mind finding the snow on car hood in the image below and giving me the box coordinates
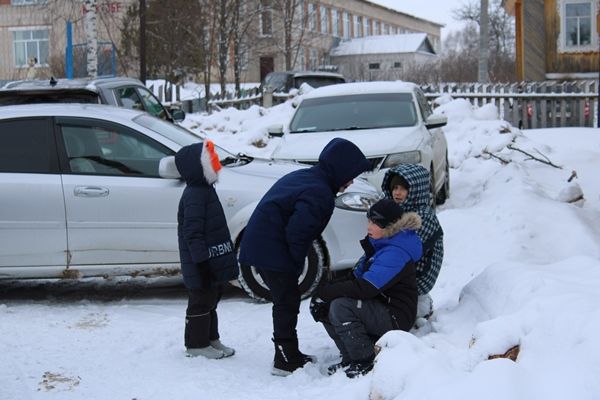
[271,126,424,162]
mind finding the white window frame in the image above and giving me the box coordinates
[354,15,361,38]
[557,0,598,53]
[11,0,47,5]
[343,11,350,39]
[11,26,50,67]
[331,9,339,37]
[364,17,370,36]
[320,6,328,34]
[308,3,317,31]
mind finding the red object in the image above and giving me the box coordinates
[526,103,533,118]
[584,101,590,119]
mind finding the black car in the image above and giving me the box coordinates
[0,76,185,123]
[261,70,346,93]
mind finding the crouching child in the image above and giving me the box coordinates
[312,199,422,378]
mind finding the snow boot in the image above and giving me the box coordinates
[210,339,235,357]
[344,355,375,379]
[185,346,225,359]
[272,338,317,376]
[326,360,351,376]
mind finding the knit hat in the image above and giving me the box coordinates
[389,174,410,192]
[367,199,404,229]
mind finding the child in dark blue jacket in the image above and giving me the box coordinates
[315,199,422,378]
[175,140,238,359]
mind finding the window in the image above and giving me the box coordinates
[332,9,339,37]
[289,93,418,133]
[559,0,597,52]
[260,0,273,36]
[369,63,380,70]
[364,17,370,36]
[343,12,350,39]
[309,48,318,69]
[11,0,47,5]
[308,3,316,31]
[12,27,49,67]
[137,88,167,120]
[0,118,56,173]
[115,87,144,111]
[393,61,402,69]
[354,15,362,37]
[374,20,380,35]
[383,22,389,35]
[58,120,172,177]
[320,6,328,34]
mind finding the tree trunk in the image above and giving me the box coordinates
[84,0,98,78]
[478,0,489,83]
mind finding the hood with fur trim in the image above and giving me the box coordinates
[380,211,422,238]
[174,141,221,186]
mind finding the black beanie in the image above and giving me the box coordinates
[389,174,410,192]
[367,199,404,228]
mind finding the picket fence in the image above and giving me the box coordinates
[150,80,599,129]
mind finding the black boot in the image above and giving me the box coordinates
[272,339,316,376]
[344,356,375,378]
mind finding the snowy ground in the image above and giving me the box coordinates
[1,92,600,400]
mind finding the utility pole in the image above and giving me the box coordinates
[84,0,98,78]
[140,0,147,83]
[478,0,489,83]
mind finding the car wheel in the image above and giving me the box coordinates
[435,155,450,205]
[236,239,326,302]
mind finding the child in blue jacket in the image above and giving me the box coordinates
[315,199,422,378]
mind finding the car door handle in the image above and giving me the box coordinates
[74,186,110,197]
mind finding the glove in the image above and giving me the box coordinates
[309,295,330,323]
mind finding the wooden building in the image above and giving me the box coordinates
[504,0,599,81]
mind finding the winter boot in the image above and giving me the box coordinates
[272,339,317,376]
[345,355,375,379]
[185,346,225,359]
[210,339,235,357]
[326,360,351,376]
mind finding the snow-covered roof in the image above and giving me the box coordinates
[330,33,436,56]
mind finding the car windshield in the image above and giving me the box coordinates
[293,76,344,89]
[264,73,289,88]
[133,114,199,147]
[133,114,249,165]
[289,93,418,133]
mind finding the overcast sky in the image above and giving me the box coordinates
[368,0,468,38]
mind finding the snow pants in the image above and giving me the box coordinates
[257,268,301,341]
[324,297,400,362]
[184,286,222,348]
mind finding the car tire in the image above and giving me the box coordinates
[236,239,326,302]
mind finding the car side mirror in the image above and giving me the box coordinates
[158,156,181,179]
[267,124,284,138]
[425,114,448,130]
[170,108,186,123]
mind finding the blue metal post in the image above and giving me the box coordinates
[65,20,73,79]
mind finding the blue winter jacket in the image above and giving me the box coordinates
[239,138,370,275]
[318,212,422,328]
[176,142,238,289]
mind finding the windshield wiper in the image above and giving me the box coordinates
[327,126,364,131]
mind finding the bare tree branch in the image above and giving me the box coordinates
[507,144,563,169]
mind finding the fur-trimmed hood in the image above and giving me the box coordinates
[381,211,422,238]
[174,141,221,186]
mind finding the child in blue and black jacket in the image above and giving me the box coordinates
[313,199,422,378]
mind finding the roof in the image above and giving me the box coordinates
[1,76,145,92]
[301,81,418,99]
[330,33,437,57]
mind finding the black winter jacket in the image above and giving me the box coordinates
[239,138,370,275]
[175,142,238,289]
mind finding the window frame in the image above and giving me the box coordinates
[11,26,50,67]
[558,0,598,53]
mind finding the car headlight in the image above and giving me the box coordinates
[335,192,382,212]
[381,151,421,168]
